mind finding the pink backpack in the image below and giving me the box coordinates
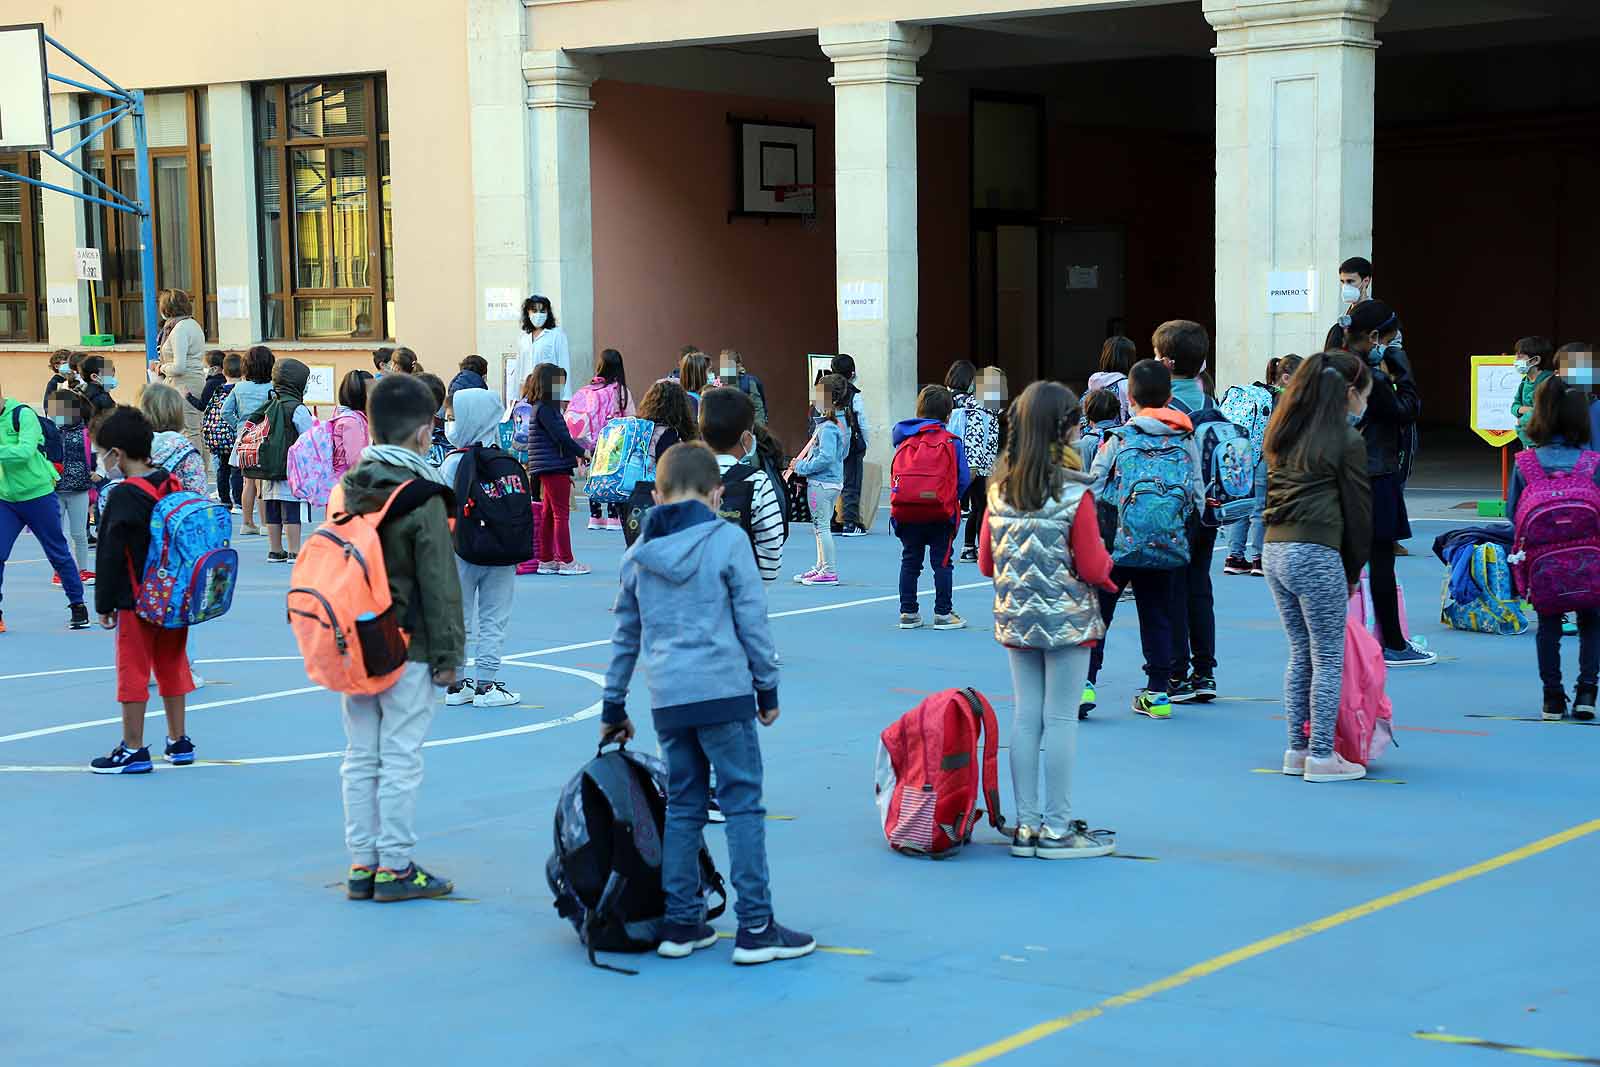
[287,411,370,506]
[1306,599,1395,764]
[564,379,627,451]
[1511,449,1600,614]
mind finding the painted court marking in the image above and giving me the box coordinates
[936,817,1600,1067]
[1250,768,1406,785]
[1413,1032,1600,1064]
[712,931,872,956]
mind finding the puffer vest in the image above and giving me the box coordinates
[987,474,1106,650]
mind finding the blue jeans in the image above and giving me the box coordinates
[897,520,957,615]
[0,492,85,607]
[1225,458,1268,561]
[659,718,772,929]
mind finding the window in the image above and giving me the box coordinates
[255,76,391,341]
[0,153,46,341]
[81,89,217,340]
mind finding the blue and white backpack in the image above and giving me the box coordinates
[1175,396,1256,528]
[1219,383,1274,470]
[585,417,663,504]
[128,477,238,628]
[1101,426,1195,568]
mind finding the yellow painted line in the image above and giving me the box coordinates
[1250,767,1407,785]
[936,817,1600,1067]
[1414,1032,1600,1064]
[766,815,796,821]
[714,931,871,956]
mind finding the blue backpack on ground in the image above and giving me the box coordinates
[1174,395,1255,527]
[586,417,661,505]
[128,478,238,628]
[12,404,64,465]
[1101,426,1194,568]
[1220,384,1274,470]
[1440,540,1531,636]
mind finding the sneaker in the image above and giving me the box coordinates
[90,742,153,775]
[80,570,96,586]
[1010,825,1038,858]
[959,546,978,563]
[1133,691,1172,719]
[241,523,261,536]
[1168,677,1198,704]
[266,550,289,563]
[933,612,966,630]
[51,572,61,586]
[800,570,839,586]
[1543,690,1568,722]
[1383,643,1437,667]
[1035,820,1116,859]
[445,680,476,706]
[1189,675,1217,703]
[829,521,844,535]
[557,562,592,576]
[707,792,726,824]
[899,613,924,630]
[373,862,453,902]
[69,602,90,630]
[537,562,559,575]
[607,517,624,532]
[347,864,376,901]
[1575,684,1597,722]
[1282,748,1308,776]
[587,517,603,531]
[792,568,820,584]
[163,735,195,765]
[1079,683,1096,720]
[1222,555,1251,575]
[189,668,205,690]
[1304,752,1367,783]
[473,681,520,708]
[1250,559,1266,578]
[657,922,719,958]
[839,523,867,538]
[0,611,6,635]
[732,920,816,965]
[1563,614,1579,637]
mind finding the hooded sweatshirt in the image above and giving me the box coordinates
[1088,408,1206,519]
[439,388,504,488]
[0,398,59,503]
[890,417,973,527]
[603,499,779,730]
[448,369,489,398]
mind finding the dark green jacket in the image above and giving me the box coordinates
[339,459,465,673]
[1264,427,1373,585]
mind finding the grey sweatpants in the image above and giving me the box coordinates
[1006,645,1091,832]
[340,661,439,870]
[59,490,90,571]
[1263,542,1346,759]
[456,559,515,683]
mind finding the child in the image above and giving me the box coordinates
[1087,359,1204,719]
[439,387,522,708]
[637,379,697,457]
[142,384,209,495]
[1222,356,1288,578]
[79,354,120,419]
[337,373,465,900]
[1512,336,1556,448]
[1507,376,1600,721]
[187,349,227,414]
[601,441,812,964]
[44,349,73,408]
[679,351,711,417]
[49,389,95,585]
[830,354,871,536]
[88,407,195,772]
[583,348,634,531]
[202,351,240,508]
[979,381,1118,856]
[1086,336,1136,423]
[259,358,315,563]
[414,371,449,465]
[788,373,851,586]
[222,346,274,534]
[699,386,785,582]
[525,362,589,575]
[891,384,971,629]
[1262,351,1374,781]
[1076,389,1122,470]
[1,387,90,634]
[947,362,1004,563]
[448,354,490,398]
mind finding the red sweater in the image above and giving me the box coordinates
[977,492,1118,593]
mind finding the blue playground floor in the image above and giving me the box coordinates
[3,501,1597,1067]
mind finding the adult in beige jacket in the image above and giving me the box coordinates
[158,289,208,453]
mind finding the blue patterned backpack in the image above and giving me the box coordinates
[1101,426,1195,568]
[128,477,239,628]
[1440,541,1531,636]
[1175,397,1256,527]
[585,417,662,505]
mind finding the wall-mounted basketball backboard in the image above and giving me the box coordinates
[0,23,52,151]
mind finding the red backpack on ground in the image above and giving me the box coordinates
[875,688,1006,858]
[890,426,962,525]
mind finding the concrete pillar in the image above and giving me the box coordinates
[522,49,597,386]
[1205,0,1390,390]
[42,93,89,347]
[207,83,261,346]
[820,21,931,469]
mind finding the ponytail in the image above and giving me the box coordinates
[1264,351,1371,470]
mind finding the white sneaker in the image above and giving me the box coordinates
[1282,749,1308,776]
[473,681,520,708]
[1304,752,1367,783]
[536,562,559,575]
[189,669,205,690]
[444,681,476,706]
[557,562,591,576]
[1035,821,1116,859]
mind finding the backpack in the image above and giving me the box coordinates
[1219,383,1274,470]
[621,481,656,548]
[715,462,767,553]
[564,380,625,451]
[287,480,452,695]
[1100,426,1195,568]
[287,412,369,506]
[202,382,237,454]
[875,688,1007,858]
[11,404,64,466]
[1441,541,1532,635]
[842,384,867,456]
[1306,605,1395,764]
[890,428,961,525]
[1511,450,1600,615]
[451,444,536,566]
[547,742,728,974]
[510,399,536,452]
[125,477,238,629]
[587,417,663,504]
[1175,397,1255,527]
[1085,370,1130,424]
[238,392,301,481]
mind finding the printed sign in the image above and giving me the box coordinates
[74,247,102,282]
[1266,270,1315,314]
[485,287,520,322]
[304,364,336,405]
[806,354,836,394]
[1068,265,1100,290]
[1470,354,1519,447]
[218,285,249,321]
[48,284,77,317]
[839,281,884,323]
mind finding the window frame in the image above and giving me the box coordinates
[0,152,45,342]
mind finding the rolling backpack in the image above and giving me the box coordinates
[1099,426,1195,568]
[547,741,728,974]
[202,382,237,455]
[875,688,1007,858]
[126,476,238,628]
[286,480,452,695]
[587,418,664,505]
[238,391,301,481]
[564,379,626,452]
[287,412,369,507]
[1219,383,1274,471]
[451,444,536,566]
[890,428,961,525]
[10,404,64,466]
[1510,450,1600,615]
[1174,396,1255,527]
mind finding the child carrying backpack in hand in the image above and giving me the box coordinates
[891,385,970,630]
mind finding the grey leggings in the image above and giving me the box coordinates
[1263,542,1347,759]
[59,491,91,571]
[1005,645,1090,833]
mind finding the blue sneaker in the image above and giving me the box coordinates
[1383,643,1437,668]
[91,742,152,775]
[657,922,719,958]
[732,921,816,965]
[164,735,195,765]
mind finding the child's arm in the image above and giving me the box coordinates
[1088,433,1118,497]
[0,406,42,464]
[94,496,134,619]
[1070,491,1118,592]
[953,436,973,503]
[749,471,786,580]
[792,423,842,477]
[726,538,780,712]
[602,566,642,725]
[412,498,467,674]
[1336,435,1374,586]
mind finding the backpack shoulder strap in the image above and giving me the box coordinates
[360,478,454,529]
[1514,448,1546,485]
[722,462,757,487]
[963,688,1007,834]
[451,447,477,516]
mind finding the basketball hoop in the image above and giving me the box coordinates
[775,183,819,232]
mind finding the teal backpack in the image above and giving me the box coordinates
[1101,426,1195,569]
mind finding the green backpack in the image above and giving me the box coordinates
[238,391,302,482]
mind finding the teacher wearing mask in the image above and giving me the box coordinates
[513,294,571,402]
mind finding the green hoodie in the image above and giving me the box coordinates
[338,457,465,673]
[1514,370,1553,447]
[0,398,60,503]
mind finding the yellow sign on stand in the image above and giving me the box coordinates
[1469,354,1520,448]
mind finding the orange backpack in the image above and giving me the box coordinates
[287,479,450,695]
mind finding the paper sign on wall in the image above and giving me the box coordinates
[304,364,336,405]
[48,285,77,318]
[74,247,102,282]
[1068,265,1100,290]
[1470,354,1520,446]
[485,287,520,322]
[218,285,249,320]
[1267,270,1316,313]
[839,281,884,322]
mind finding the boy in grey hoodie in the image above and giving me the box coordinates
[602,442,814,966]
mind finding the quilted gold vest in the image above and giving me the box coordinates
[987,474,1106,650]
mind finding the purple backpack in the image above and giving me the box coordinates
[1512,449,1600,614]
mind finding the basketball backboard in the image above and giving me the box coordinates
[0,24,51,151]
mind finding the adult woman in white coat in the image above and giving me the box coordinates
[513,293,571,401]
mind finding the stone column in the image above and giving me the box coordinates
[207,83,261,346]
[1205,0,1390,389]
[522,49,597,385]
[820,22,932,469]
[42,93,89,347]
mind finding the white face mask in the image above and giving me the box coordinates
[99,450,123,481]
[1340,283,1361,304]
[531,312,548,328]
[1515,358,1534,375]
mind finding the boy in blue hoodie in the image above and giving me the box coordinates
[891,385,971,630]
[602,442,814,965]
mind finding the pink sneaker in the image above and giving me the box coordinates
[1304,752,1366,783]
[792,568,820,584]
[801,570,839,586]
[606,517,624,532]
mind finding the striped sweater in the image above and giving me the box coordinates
[716,453,785,583]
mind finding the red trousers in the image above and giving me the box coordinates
[539,473,574,564]
[116,610,194,702]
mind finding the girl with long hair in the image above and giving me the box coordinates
[523,362,588,575]
[582,348,635,531]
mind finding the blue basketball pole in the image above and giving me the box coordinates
[130,89,159,364]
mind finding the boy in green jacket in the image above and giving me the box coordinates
[1513,337,1555,448]
[0,391,89,634]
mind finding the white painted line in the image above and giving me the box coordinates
[0,686,322,744]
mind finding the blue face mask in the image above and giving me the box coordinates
[99,375,119,390]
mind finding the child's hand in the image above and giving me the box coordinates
[432,667,456,688]
[98,614,116,630]
[757,706,780,727]
[601,719,635,744]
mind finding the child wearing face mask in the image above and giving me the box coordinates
[49,389,96,586]
[0,386,91,634]
[700,386,785,583]
[79,355,120,419]
[44,349,74,409]
[1512,337,1556,448]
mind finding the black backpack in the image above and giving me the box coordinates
[450,444,536,566]
[547,742,727,974]
[12,404,64,465]
[621,480,655,548]
[842,383,867,457]
[718,462,760,551]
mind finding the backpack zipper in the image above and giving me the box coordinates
[287,587,347,654]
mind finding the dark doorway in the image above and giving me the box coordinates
[1043,223,1126,390]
